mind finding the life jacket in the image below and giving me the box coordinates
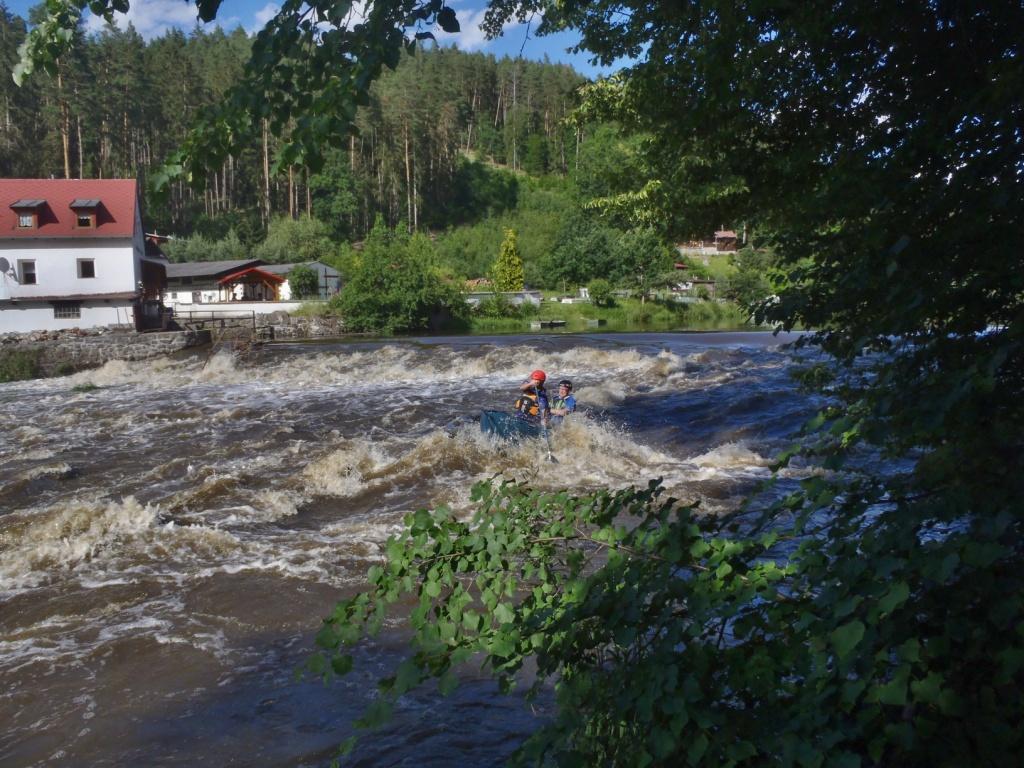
[514,389,546,418]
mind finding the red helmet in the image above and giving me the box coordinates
[530,369,546,382]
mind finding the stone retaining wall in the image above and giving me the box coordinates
[0,328,212,377]
[1,314,348,380]
[209,314,347,341]
[261,314,346,339]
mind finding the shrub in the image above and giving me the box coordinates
[332,222,468,333]
[588,278,614,307]
[0,350,42,382]
[288,264,320,299]
[475,294,527,319]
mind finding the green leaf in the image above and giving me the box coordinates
[493,602,515,625]
[910,672,943,705]
[195,0,224,23]
[878,581,910,615]
[438,670,459,696]
[337,735,358,757]
[830,620,865,660]
[331,654,354,676]
[356,699,392,730]
[962,542,1007,568]
[423,578,442,598]
[833,752,861,768]
[687,732,708,765]
[436,6,460,33]
[394,659,422,694]
[873,666,910,707]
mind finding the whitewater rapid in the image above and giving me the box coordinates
[0,331,817,766]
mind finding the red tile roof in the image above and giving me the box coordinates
[1,179,138,239]
[217,266,286,285]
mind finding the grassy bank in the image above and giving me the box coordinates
[469,297,753,334]
[290,295,754,335]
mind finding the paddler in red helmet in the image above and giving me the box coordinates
[514,369,550,425]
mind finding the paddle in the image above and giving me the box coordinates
[541,422,557,463]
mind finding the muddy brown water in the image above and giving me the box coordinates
[0,331,821,766]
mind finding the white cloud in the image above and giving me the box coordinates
[80,0,530,53]
[83,0,206,38]
[435,6,529,51]
[445,7,488,50]
[247,3,279,34]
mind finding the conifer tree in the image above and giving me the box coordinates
[491,227,524,291]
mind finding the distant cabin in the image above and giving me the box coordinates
[714,229,738,252]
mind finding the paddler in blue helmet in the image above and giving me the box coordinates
[549,379,576,422]
[514,369,550,424]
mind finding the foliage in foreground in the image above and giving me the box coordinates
[314,442,1023,765]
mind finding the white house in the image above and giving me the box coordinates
[0,179,167,333]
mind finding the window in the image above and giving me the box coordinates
[53,302,81,319]
[17,213,34,228]
[78,259,96,279]
[76,214,93,228]
[18,260,36,285]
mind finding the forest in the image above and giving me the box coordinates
[0,5,583,235]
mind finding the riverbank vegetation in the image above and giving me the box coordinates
[0,350,41,383]
[20,0,1022,765]
[469,295,748,334]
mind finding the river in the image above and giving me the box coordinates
[0,331,821,766]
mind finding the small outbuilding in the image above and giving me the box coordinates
[217,266,286,302]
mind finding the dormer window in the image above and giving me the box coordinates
[70,199,100,229]
[10,199,44,229]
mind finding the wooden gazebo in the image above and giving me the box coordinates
[217,266,286,302]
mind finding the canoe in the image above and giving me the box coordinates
[480,410,543,441]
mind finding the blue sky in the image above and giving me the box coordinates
[6,0,619,79]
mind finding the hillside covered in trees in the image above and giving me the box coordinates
[1,8,582,237]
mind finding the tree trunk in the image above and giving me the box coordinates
[76,114,84,178]
[404,122,412,230]
[262,119,271,226]
[57,69,71,179]
[288,165,295,219]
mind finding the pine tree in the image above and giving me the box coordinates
[492,227,524,291]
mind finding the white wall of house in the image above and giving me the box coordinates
[170,301,305,319]
[1,239,140,299]
[0,301,134,333]
[464,291,542,308]
[164,287,222,306]
[164,283,297,307]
